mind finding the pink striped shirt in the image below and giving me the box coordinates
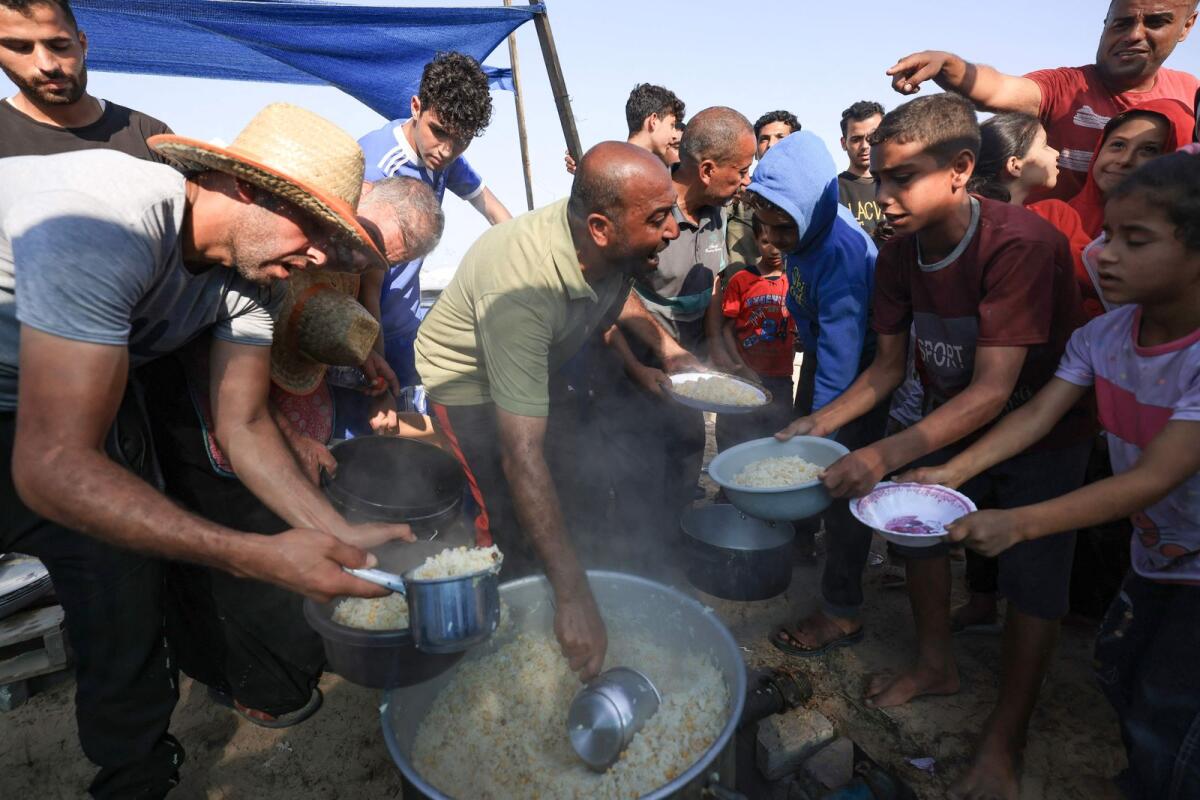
[1056,305,1200,584]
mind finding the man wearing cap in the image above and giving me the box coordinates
[0,103,409,797]
[416,141,699,681]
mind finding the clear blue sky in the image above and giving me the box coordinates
[7,0,1198,286]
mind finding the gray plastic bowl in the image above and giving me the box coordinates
[707,436,851,521]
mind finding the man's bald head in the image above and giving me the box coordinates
[568,141,679,278]
[678,106,755,166]
[569,141,671,221]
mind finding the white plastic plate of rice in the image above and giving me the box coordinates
[733,455,823,488]
[664,371,770,414]
[407,545,502,581]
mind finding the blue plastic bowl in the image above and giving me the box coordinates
[707,436,850,521]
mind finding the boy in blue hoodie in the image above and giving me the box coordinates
[742,131,889,653]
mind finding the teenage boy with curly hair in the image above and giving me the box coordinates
[356,52,512,400]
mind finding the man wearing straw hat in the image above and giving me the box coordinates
[138,180,445,730]
[0,103,413,797]
[416,141,700,681]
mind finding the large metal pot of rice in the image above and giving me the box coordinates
[381,571,747,799]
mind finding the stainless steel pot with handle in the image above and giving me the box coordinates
[381,571,747,799]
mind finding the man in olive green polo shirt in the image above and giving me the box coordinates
[415,142,698,680]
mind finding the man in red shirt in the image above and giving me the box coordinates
[887,0,1198,201]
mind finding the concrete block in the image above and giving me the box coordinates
[0,680,29,712]
[803,736,855,790]
[756,707,836,781]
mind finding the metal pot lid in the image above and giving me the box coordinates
[0,554,50,598]
[681,505,794,551]
[324,437,465,516]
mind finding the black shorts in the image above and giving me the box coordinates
[893,441,1091,620]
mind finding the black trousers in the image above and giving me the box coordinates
[793,349,893,617]
[139,355,324,716]
[1,406,184,800]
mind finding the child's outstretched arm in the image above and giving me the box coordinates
[720,317,756,381]
[897,376,1090,489]
[821,344,1027,498]
[777,330,908,440]
[706,275,740,372]
[947,420,1200,557]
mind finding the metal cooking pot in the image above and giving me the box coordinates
[381,572,747,799]
[682,505,794,601]
[322,437,464,531]
[302,597,463,689]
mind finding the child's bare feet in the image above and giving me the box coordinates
[948,733,1020,800]
[951,592,999,632]
[864,660,959,708]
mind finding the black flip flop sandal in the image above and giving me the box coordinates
[769,624,865,657]
[208,685,323,729]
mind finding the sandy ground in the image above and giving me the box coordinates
[0,414,1125,799]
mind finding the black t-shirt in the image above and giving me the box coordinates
[837,170,882,237]
[0,98,172,161]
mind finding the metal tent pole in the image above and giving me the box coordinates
[528,0,582,161]
[504,0,535,210]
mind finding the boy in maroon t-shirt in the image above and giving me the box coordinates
[715,217,796,452]
[776,93,1092,799]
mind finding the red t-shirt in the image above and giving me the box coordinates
[722,268,795,378]
[1025,64,1199,202]
[1027,198,1104,320]
[872,197,1092,448]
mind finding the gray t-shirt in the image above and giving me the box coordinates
[633,202,726,353]
[0,150,282,411]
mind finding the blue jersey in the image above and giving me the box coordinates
[358,118,484,341]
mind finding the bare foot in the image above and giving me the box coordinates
[952,592,998,631]
[776,610,860,650]
[949,737,1020,800]
[864,662,959,708]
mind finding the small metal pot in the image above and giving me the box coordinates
[682,505,794,601]
[568,667,662,771]
[403,568,501,654]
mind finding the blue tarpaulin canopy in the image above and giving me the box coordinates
[73,0,543,120]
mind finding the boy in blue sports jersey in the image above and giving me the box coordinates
[355,52,512,417]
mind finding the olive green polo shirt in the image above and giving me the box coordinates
[415,199,631,416]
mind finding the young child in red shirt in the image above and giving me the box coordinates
[715,217,796,452]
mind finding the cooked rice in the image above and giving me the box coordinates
[412,626,727,799]
[734,455,822,487]
[410,545,502,580]
[672,375,762,407]
[331,593,409,630]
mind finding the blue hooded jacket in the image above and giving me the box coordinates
[747,132,877,412]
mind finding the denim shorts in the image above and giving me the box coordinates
[893,441,1091,620]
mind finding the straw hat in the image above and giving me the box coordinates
[270,270,380,395]
[149,103,385,268]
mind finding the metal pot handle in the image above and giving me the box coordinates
[701,772,749,800]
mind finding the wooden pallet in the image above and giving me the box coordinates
[0,604,70,711]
